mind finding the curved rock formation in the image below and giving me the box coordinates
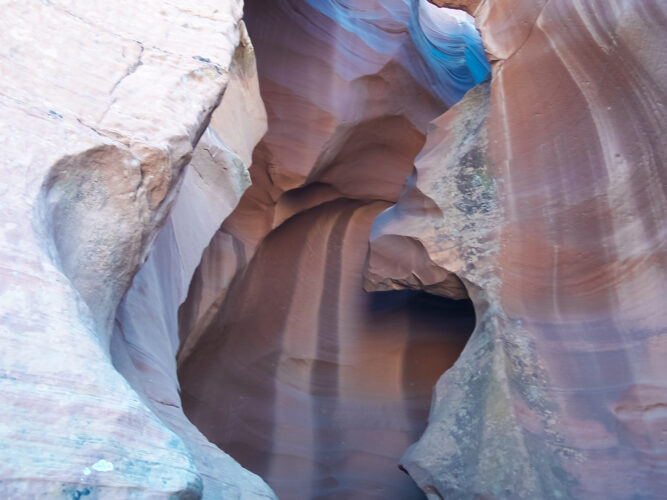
[177,0,486,498]
[4,0,662,499]
[111,22,275,499]
[0,1,272,497]
[367,1,667,499]
[180,196,475,499]
[179,0,488,358]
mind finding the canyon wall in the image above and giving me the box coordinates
[180,197,475,499]
[177,1,487,498]
[111,22,275,499]
[0,1,272,497]
[368,1,667,498]
[178,0,490,355]
[2,0,666,499]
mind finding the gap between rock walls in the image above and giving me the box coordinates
[169,1,489,499]
[5,0,665,499]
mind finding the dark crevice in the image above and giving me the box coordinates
[178,197,475,499]
[175,1,488,498]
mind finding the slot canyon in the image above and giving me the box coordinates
[176,1,482,497]
[1,1,666,500]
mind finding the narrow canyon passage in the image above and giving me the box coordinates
[179,193,474,499]
[3,1,666,499]
[175,1,485,497]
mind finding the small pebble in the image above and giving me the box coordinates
[91,459,114,472]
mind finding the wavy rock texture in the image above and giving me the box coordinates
[178,1,487,498]
[111,24,274,499]
[0,1,271,497]
[181,196,475,499]
[179,0,489,361]
[367,1,667,499]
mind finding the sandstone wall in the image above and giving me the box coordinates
[369,1,667,498]
[0,1,272,497]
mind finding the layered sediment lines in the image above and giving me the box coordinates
[180,196,474,499]
[110,23,275,498]
[179,0,488,358]
[0,1,275,497]
[177,1,487,498]
[367,1,667,499]
[4,0,661,499]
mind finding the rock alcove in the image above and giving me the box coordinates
[173,1,487,498]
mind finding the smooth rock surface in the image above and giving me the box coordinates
[367,1,667,499]
[5,0,661,499]
[180,195,475,499]
[179,0,488,360]
[0,1,271,497]
[112,23,274,499]
[177,1,487,498]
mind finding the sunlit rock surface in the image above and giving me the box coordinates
[112,24,274,499]
[178,0,486,498]
[0,1,272,497]
[4,0,662,499]
[180,0,488,355]
[367,1,667,499]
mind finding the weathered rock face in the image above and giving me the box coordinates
[177,1,486,498]
[180,196,475,499]
[0,1,272,497]
[179,0,489,360]
[367,1,667,499]
[5,0,663,499]
[111,22,275,499]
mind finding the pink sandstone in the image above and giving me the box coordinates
[367,1,667,498]
[0,1,272,497]
[2,0,666,499]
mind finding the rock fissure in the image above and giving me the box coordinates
[109,43,145,97]
[174,2,487,498]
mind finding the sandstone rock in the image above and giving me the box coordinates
[5,0,661,499]
[0,1,271,497]
[365,82,494,301]
[111,22,274,499]
[179,0,490,361]
[367,1,667,498]
[428,0,481,15]
[180,195,475,499]
[177,1,488,498]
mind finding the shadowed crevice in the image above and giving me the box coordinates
[178,198,475,499]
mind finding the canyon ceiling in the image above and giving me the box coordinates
[0,0,666,499]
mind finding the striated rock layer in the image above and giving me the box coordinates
[178,0,487,498]
[111,23,275,499]
[367,1,667,499]
[0,1,272,497]
[180,196,474,499]
[179,0,488,358]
